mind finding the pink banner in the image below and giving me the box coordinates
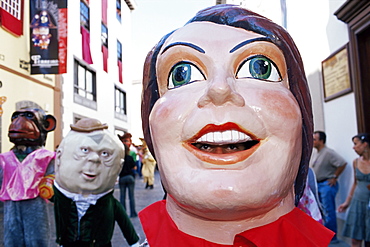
[118,60,123,83]
[81,26,93,64]
[102,45,108,72]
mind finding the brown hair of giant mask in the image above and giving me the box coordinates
[141,4,313,205]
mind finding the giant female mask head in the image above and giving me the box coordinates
[141,4,313,220]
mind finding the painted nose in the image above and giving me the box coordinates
[87,152,101,165]
[197,76,245,107]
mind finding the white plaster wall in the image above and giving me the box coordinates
[285,0,357,218]
[0,71,56,152]
[60,0,83,136]
[61,1,133,138]
[236,0,283,26]
[116,2,135,135]
[129,0,216,144]
[324,93,357,219]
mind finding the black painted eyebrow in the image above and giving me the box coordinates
[161,42,205,55]
[230,37,273,53]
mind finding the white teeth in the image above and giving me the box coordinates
[196,130,252,144]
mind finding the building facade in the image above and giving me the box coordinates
[0,0,59,152]
[60,0,137,140]
[0,0,137,152]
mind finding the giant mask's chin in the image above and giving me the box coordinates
[183,122,261,165]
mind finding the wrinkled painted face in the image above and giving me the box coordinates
[55,131,124,195]
[149,22,302,219]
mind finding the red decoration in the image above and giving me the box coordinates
[81,25,93,64]
[0,8,23,36]
[118,60,123,83]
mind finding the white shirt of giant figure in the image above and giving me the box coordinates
[55,120,124,196]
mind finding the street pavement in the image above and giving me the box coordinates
[112,171,164,247]
[0,170,351,246]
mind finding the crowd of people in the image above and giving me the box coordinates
[310,131,370,247]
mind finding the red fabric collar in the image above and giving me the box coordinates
[139,200,334,247]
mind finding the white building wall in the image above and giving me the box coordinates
[61,1,135,139]
[129,0,216,145]
[285,0,357,221]
[116,1,135,135]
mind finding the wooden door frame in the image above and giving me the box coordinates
[335,1,370,133]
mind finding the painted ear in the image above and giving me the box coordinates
[44,115,57,132]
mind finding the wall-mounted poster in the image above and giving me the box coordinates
[321,44,352,102]
[30,0,68,74]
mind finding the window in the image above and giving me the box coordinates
[115,86,126,115]
[80,0,89,30]
[1,0,21,19]
[116,0,121,22]
[101,23,108,47]
[74,59,96,102]
[0,0,23,36]
[117,40,122,61]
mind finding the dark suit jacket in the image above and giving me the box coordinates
[53,186,139,247]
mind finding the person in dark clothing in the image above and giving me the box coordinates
[119,144,138,217]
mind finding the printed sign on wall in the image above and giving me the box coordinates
[30,0,67,74]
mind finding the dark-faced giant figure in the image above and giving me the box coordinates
[139,4,334,247]
[0,108,56,247]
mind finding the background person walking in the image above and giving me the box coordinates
[338,133,370,247]
[119,144,138,218]
[140,140,156,189]
[311,131,347,242]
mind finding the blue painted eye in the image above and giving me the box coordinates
[236,56,281,81]
[101,151,110,157]
[168,62,204,89]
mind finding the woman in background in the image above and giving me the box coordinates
[338,133,370,247]
[119,144,138,217]
[141,145,156,190]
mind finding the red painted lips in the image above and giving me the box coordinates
[183,122,261,165]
